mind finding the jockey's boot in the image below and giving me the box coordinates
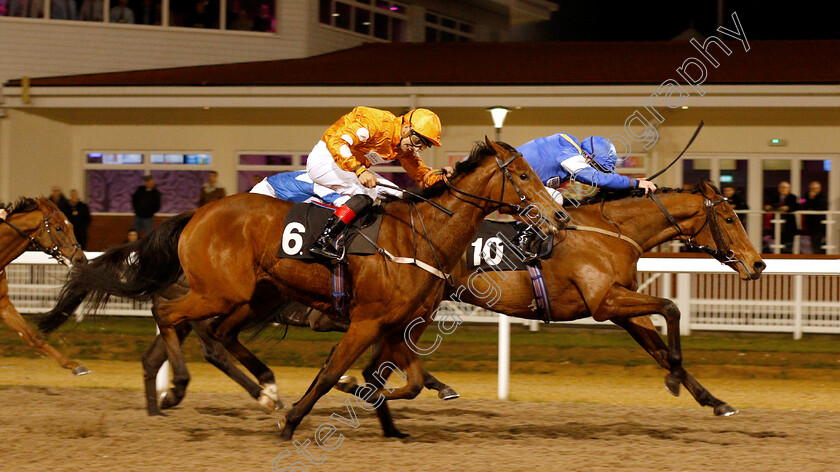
[514,222,539,263]
[310,194,373,260]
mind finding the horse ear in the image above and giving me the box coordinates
[485,135,505,156]
[699,178,718,198]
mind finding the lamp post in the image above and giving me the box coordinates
[488,107,512,400]
[487,106,510,142]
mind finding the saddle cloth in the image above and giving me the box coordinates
[277,202,385,260]
[466,220,555,272]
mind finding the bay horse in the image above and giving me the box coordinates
[41,138,557,440]
[1,198,89,375]
[342,179,765,437]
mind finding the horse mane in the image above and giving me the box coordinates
[4,197,39,215]
[405,140,514,201]
[576,182,713,206]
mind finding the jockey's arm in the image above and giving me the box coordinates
[323,117,373,176]
[560,155,638,190]
[398,153,444,188]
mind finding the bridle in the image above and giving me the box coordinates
[1,207,81,266]
[444,151,532,215]
[648,191,748,272]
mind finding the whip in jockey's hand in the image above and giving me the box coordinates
[303,106,444,260]
[636,177,657,194]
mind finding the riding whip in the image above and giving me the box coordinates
[647,120,704,181]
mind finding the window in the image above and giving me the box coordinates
[424,10,474,42]
[84,151,214,213]
[236,152,307,193]
[319,0,408,41]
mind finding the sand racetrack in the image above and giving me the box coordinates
[2,359,840,472]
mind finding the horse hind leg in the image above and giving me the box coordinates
[191,319,262,401]
[612,316,737,416]
[0,295,89,375]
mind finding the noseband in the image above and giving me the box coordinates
[648,192,744,268]
[1,209,81,265]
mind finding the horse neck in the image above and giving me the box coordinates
[603,192,707,251]
[408,171,494,271]
[0,212,41,266]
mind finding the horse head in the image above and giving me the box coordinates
[678,179,765,280]
[26,198,87,267]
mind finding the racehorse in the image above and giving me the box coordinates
[1,198,89,375]
[343,179,765,437]
[39,138,557,440]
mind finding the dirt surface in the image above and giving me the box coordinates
[2,359,840,472]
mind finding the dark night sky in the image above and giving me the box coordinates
[525,1,836,41]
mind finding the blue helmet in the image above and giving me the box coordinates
[581,136,618,173]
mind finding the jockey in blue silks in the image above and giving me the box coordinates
[250,171,346,206]
[514,133,657,260]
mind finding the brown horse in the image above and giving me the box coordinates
[1,198,89,375]
[341,179,765,436]
[42,139,557,439]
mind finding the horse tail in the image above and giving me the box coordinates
[38,211,195,334]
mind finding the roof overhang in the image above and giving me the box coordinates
[2,84,840,109]
[489,0,558,23]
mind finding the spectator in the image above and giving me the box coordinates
[49,186,71,214]
[66,189,92,250]
[78,0,102,20]
[8,0,43,17]
[51,0,77,19]
[225,0,250,30]
[721,183,748,225]
[132,175,161,237]
[185,0,211,28]
[764,181,799,253]
[125,228,140,243]
[252,3,274,32]
[136,0,158,25]
[803,181,827,254]
[109,0,134,23]
[198,171,226,207]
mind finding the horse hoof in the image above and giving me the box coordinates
[385,429,409,439]
[664,374,681,397]
[259,394,284,413]
[72,366,91,376]
[438,387,460,401]
[714,403,739,417]
[148,410,167,417]
[334,375,358,394]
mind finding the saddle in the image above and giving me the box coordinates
[277,202,385,260]
[466,220,555,272]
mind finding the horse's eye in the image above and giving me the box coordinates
[725,217,735,224]
[519,173,529,181]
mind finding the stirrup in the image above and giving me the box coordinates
[311,238,344,260]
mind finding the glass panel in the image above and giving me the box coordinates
[238,154,294,165]
[135,0,163,25]
[441,17,455,29]
[376,172,416,191]
[440,30,455,42]
[762,159,793,253]
[334,1,350,29]
[238,171,274,193]
[150,170,212,212]
[226,0,252,30]
[801,160,829,254]
[150,153,210,164]
[318,0,330,25]
[8,0,44,17]
[86,170,145,212]
[251,0,274,31]
[719,159,750,233]
[109,0,136,24]
[170,0,219,28]
[425,26,437,42]
[89,153,143,164]
[459,23,472,34]
[77,0,105,21]
[354,7,370,34]
[373,12,388,39]
[391,3,405,14]
[681,158,710,191]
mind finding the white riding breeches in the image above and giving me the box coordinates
[306,141,404,202]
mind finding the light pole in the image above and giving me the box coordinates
[487,106,510,142]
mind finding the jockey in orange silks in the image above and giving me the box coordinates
[305,106,452,259]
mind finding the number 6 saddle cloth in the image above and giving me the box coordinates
[277,202,385,260]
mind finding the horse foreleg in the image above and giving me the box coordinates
[422,369,459,400]
[279,318,381,441]
[594,284,685,396]
[147,323,192,412]
[612,316,738,416]
[207,306,282,413]
[0,292,89,376]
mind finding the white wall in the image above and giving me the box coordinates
[0,17,306,85]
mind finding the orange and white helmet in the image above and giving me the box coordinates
[404,109,442,147]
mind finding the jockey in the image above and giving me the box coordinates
[306,106,452,259]
[514,133,657,260]
[251,171,345,206]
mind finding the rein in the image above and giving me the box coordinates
[443,154,530,215]
[1,209,80,265]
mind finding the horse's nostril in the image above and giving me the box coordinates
[754,261,766,271]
